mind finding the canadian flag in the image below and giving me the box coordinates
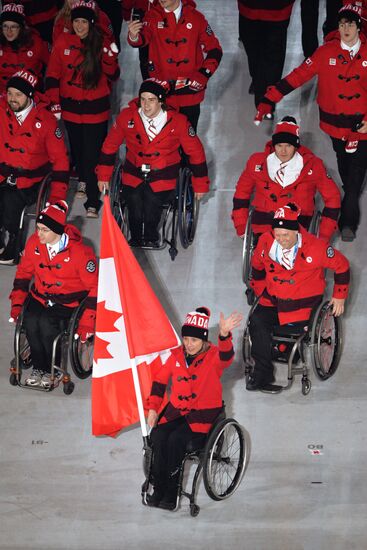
[92,195,180,437]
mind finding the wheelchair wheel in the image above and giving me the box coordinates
[309,210,321,237]
[242,210,255,285]
[203,418,246,501]
[35,173,52,215]
[13,303,33,371]
[68,302,94,379]
[109,162,129,233]
[177,167,199,249]
[311,301,342,380]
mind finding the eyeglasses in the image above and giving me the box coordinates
[338,21,357,28]
[2,24,20,31]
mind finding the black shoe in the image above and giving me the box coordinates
[143,240,160,249]
[341,227,356,242]
[146,491,164,507]
[128,238,143,248]
[246,376,261,391]
[0,233,17,265]
[158,499,177,511]
[248,81,254,95]
[260,383,283,394]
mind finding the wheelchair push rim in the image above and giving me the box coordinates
[68,301,94,379]
[203,418,246,501]
[178,167,199,249]
[242,209,255,286]
[311,301,343,380]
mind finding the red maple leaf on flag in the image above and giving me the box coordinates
[96,300,122,332]
[94,301,123,364]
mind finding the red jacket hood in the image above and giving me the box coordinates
[64,224,82,244]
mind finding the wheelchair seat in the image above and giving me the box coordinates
[9,297,94,395]
[242,299,343,395]
[141,405,248,517]
[109,161,199,261]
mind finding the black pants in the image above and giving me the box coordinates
[23,296,74,374]
[150,416,206,497]
[123,182,175,242]
[301,0,319,58]
[0,182,40,234]
[65,121,107,211]
[331,137,367,232]
[249,304,307,384]
[324,0,343,35]
[96,0,123,50]
[179,104,201,132]
[239,15,289,107]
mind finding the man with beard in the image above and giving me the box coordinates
[0,70,69,264]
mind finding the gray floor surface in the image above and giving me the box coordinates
[1,1,366,549]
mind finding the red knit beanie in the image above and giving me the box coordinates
[272,116,300,148]
[272,203,300,231]
[181,307,211,341]
[37,201,69,235]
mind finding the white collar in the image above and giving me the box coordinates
[14,100,33,123]
[164,1,182,21]
[340,38,361,54]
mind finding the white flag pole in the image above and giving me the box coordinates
[129,356,148,437]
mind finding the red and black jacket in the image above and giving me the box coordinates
[263,33,367,141]
[127,0,222,108]
[147,335,235,434]
[237,0,295,22]
[0,29,49,93]
[232,142,341,241]
[45,32,120,124]
[97,99,209,193]
[0,94,69,201]
[10,224,98,316]
[251,227,350,325]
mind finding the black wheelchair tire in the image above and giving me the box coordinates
[202,418,246,501]
[311,301,343,380]
[68,302,94,379]
[178,167,199,249]
[242,210,255,286]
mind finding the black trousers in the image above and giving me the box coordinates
[249,304,307,384]
[65,120,107,211]
[0,182,40,234]
[331,137,367,232]
[179,104,201,132]
[123,183,175,242]
[239,15,289,107]
[301,0,319,58]
[23,296,74,374]
[324,0,343,35]
[150,416,206,497]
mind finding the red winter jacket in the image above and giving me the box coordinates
[97,99,209,193]
[237,0,295,22]
[45,33,120,124]
[263,33,367,141]
[52,8,115,44]
[232,143,341,241]
[250,227,350,325]
[127,0,222,108]
[0,95,69,201]
[10,224,98,324]
[0,29,49,93]
[147,335,235,434]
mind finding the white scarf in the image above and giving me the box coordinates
[267,151,304,188]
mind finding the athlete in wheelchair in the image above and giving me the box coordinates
[142,307,245,514]
[9,201,97,393]
[243,203,350,394]
[231,116,341,294]
[0,70,69,264]
[96,78,209,251]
